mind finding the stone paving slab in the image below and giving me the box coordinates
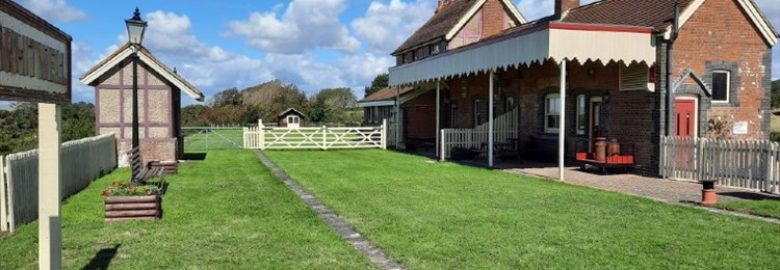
[255,150,406,270]
[503,165,780,205]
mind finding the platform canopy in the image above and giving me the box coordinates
[390,22,657,87]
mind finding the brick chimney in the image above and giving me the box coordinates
[436,0,453,13]
[555,0,580,18]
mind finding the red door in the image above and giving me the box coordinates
[675,99,696,137]
[675,99,697,174]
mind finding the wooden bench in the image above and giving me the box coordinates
[128,147,165,184]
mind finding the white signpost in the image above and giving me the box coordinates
[0,1,72,269]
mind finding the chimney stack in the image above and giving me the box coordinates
[555,0,580,18]
[436,0,453,13]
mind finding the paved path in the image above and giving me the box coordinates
[255,150,406,270]
[502,164,780,205]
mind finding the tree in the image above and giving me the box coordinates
[61,102,95,142]
[364,73,389,97]
[309,88,359,123]
[210,87,242,107]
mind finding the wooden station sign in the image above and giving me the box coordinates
[0,0,72,104]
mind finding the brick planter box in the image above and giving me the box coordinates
[104,195,162,223]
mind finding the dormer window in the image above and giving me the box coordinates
[432,44,441,55]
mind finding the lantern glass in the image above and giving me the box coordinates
[125,9,147,45]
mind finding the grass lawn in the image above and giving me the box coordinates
[771,114,780,132]
[183,128,244,152]
[0,150,371,269]
[266,150,780,270]
[716,198,780,219]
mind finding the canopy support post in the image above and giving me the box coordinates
[489,70,495,168]
[559,60,567,181]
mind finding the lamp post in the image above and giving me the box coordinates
[126,8,147,183]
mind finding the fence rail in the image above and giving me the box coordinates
[440,108,519,159]
[0,133,117,232]
[661,136,780,194]
[244,120,386,150]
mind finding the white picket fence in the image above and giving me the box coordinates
[244,120,387,150]
[0,134,117,232]
[661,136,780,194]
[440,108,519,159]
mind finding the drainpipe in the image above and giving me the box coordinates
[665,1,680,136]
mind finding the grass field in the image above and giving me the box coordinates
[182,128,244,152]
[716,199,780,219]
[0,150,370,269]
[266,150,780,270]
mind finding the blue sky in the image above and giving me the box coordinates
[12,0,780,105]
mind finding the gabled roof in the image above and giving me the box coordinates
[80,43,205,101]
[361,87,416,102]
[562,0,696,30]
[277,108,305,118]
[563,0,777,45]
[393,0,525,55]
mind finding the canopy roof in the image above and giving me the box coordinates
[390,21,656,86]
[80,43,204,101]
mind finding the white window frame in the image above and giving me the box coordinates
[544,93,560,134]
[287,115,300,125]
[575,94,586,135]
[474,99,482,126]
[711,70,731,104]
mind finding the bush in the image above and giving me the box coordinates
[770,132,780,143]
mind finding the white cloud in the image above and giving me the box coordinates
[18,0,87,22]
[227,0,360,54]
[351,0,434,52]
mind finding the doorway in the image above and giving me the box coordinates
[674,98,697,138]
[588,97,603,151]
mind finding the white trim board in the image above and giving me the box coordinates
[80,45,204,101]
[445,0,527,41]
[665,0,777,46]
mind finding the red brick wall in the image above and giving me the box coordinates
[438,60,658,169]
[673,0,772,139]
[481,0,507,38]
[403,91,437,140]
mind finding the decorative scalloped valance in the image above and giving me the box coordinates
[390,23,657,87]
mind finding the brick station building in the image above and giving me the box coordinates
[80,43,204,166]
[376,0,778,175]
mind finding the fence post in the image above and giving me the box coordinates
[0,155,6,232]
[381,119,387,150]
[765,142,774,193]
[322,125,328,150]
[440,129,446,162]
[258,119,265,150]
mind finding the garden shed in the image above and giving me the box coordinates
[277,108,306,128]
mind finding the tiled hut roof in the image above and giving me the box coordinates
[361,87,416,102]
[562,0,696,31]
[392,0,480,55]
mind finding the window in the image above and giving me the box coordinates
[505,97,515,112]
[712,71,730,103]
[576,95,586,135]
[544,94,561,133]
[287,115,300,124]
[474,99,482,126]
[431,43,441,55]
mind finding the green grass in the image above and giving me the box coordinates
[771,114,780,132]
[266,150,780,270]
[183,128,243,152]
[0,150,371,269]
[716,199,780,219]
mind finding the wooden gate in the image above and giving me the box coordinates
[244,120,386,150]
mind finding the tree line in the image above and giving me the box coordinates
[182,74,389,127]
[0,102,95,155]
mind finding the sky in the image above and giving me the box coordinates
[11,0,780,105]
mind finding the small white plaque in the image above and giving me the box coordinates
[733,121,748,135]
